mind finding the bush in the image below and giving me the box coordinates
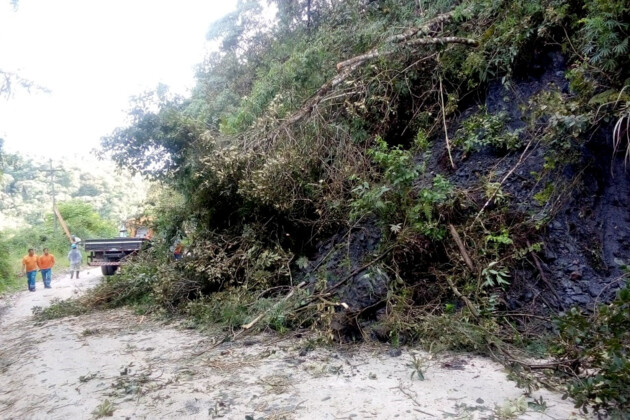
[553,286,630,416]
[0,236,18,293]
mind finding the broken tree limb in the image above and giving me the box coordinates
[407,36,478,48]
[277,35,477,132]
[445,276,479,319]
[448,224,474,272]
[336,10,462,71]
[293,246,396,312]
[336,36,477,72]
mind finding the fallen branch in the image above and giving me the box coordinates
[396,384,437,417]
[336,10,462,71]
[448,224,474,272]
[445,276,479,319]
[324,246,397,297]
[192,281,307,355]
[271,12,477,136]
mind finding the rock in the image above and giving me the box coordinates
[570,294,590,305]
[588,283,604,298]
[543,248,557,261]
[388,348,402,357]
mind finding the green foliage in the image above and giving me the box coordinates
[481,261,511,289]
[92,399,115,418]
[348,137,454,240]
[368,136,418,189]
[187,291,252,329]
[409,175,453,240]
[100,86,206,180]
[54,200,117,239]
[350,136,420,221]
[0,234,19,294]
[579,0,629,75]
[533,183,555,205]
[32,297,89,320]
[553,286,630,416]
[455,107,521,154]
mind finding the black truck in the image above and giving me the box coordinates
[84,237,148,275]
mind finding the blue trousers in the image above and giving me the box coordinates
[40,268,52,288]
[26,270,37,291]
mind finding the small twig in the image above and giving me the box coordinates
[439,76,456,169]
[294,246,396,312]
[396,384,437,417]
[323,246,396,295]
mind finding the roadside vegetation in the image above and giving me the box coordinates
[0,200,118,293]
[0,141,149,293]
[34,0,630,416]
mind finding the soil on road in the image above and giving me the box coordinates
[0,270,589,419]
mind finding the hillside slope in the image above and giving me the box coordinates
[91,0,630,415]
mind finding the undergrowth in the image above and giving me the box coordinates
[553,285,630,417]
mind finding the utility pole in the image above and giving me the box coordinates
[42,159,63,232]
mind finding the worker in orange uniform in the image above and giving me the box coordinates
[20,248,39,292]
[37,247,55,289]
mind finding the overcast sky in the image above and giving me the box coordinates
[0,0,236,160]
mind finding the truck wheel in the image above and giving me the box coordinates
[101,265,118,276]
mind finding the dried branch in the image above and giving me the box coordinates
[527,240,563,310]
[439,76,456,169]
[336,10,461,71]
[264,8,477,140]
[445,276,479,319]
[448,224,474,272]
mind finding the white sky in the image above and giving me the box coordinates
[0,0,237,160]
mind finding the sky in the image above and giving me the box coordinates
[0,0,237,160]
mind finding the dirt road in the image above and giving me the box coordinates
[0,270,588,419]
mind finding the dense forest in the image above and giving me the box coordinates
[30,0,630,415]
[0,148,147,229]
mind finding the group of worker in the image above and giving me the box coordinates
[20,244,83,292]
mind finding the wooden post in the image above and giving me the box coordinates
[53,205,73,244]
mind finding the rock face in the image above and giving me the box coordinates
[305,50,630,319]
[449,49,630,310]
